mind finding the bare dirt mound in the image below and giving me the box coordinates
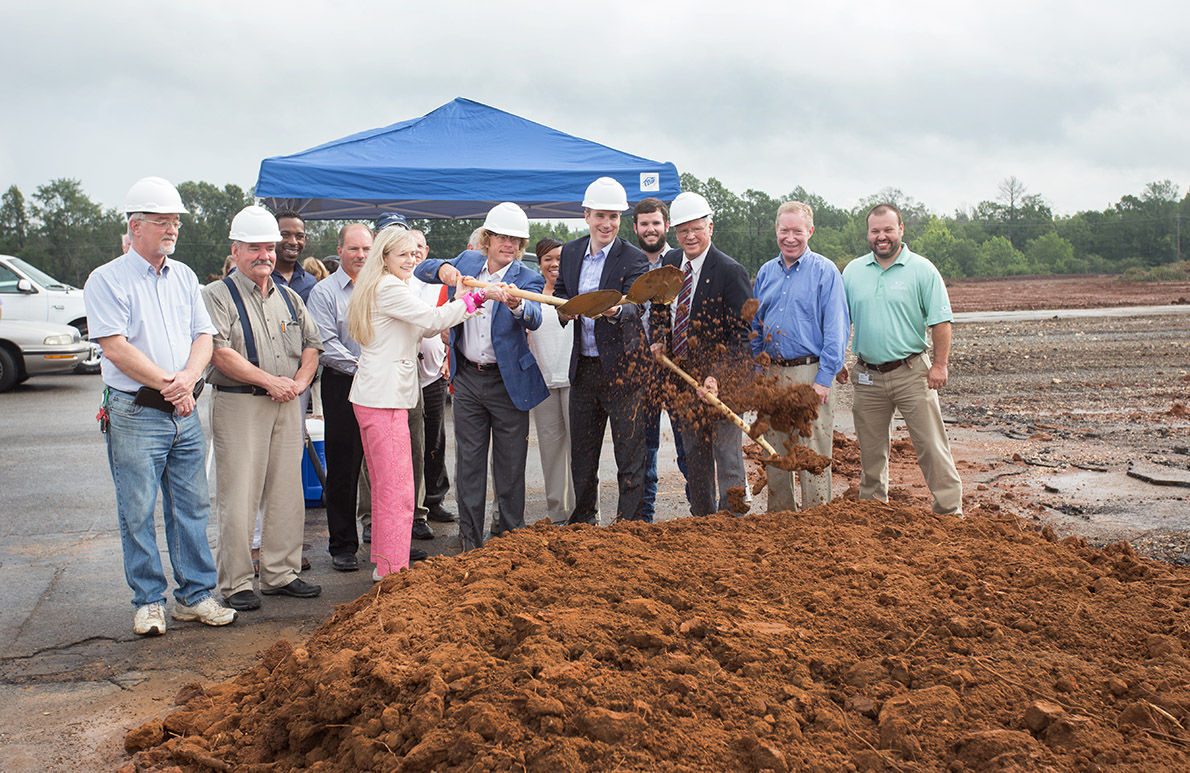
[127,503,1190,772]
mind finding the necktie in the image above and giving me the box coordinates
[672,262,694,356]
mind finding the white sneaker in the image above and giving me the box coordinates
[372,568,382,582]
[172,596,238,627]
[133,603,166,636]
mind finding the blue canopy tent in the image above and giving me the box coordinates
[256,98,681,220]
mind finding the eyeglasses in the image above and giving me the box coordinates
[136,216,183,230]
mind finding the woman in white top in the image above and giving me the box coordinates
[347,227,492,578]
[526,238,575,522]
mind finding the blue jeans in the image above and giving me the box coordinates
[105,389,218,607]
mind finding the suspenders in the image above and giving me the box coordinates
[221,276,297,366]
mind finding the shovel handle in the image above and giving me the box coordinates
[463,278,565,308]
[656,354,778,456]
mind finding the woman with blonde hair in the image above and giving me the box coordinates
[302,256,329,282]
[347,227,494,579]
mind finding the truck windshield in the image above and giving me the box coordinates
[7,257,72,290]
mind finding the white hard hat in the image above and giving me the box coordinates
[582,177,629,211]
[123,176,187,215]
[481,202,530,239]
[229,205,283,243]
[669,191,713,227]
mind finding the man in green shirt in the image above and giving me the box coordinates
[838,204,962,515]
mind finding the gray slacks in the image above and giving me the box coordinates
[451,364,530,550]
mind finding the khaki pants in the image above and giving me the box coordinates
[532,386,574,523]
[211,391,305,596]
[851,353,962,514]
[764,361,834,512]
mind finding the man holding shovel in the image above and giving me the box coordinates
[414,202,549,549]
[554,177,652,524]
[649,192,753,517]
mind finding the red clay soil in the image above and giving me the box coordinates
[945,274,1190,312]
[126,502,1190,772]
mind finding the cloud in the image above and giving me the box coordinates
[1,0,1187,216]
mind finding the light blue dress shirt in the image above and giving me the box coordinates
[750,249,850,388]
[577,244,607,356]
[306,267,360,375]
[84,249,216,393]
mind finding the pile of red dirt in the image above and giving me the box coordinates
[126,501,1190,772]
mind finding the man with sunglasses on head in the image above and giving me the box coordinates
[84,176,237,636]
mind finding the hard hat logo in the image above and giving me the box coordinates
[582,177,629,212]
[481,202,530,239]
[669,191,713,227]
[229,205,283,243]
[123,176,188,215]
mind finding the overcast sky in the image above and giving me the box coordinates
[3,1,1187,218]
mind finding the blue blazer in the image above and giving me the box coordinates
[414,250,549,411]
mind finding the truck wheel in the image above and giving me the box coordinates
[71,320,102,374]
[0,347,19,392]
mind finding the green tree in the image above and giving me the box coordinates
[0,185,30,253]
[26,178,123,286]
[1025,231,1076,273]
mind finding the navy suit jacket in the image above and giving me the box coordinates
[651,244,752,379]
[414,250,549,411]
[554,235,650,385]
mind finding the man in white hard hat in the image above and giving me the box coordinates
[203,205,325,611]
[555,177,652,524]
[84,176,237,635]
[751,202,850,511]
[414,202,549,550]
[649,191,752,517]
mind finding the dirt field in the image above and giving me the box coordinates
[945,273,1190,312]
[10,275,1190,771]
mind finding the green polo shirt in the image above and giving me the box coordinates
[841,246,952,364]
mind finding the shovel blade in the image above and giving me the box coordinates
[557,289,623,318]
[626,265,685,304]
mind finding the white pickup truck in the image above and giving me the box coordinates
[0,254,101,372]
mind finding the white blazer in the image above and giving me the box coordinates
[349,274,472,409]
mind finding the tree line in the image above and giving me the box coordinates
[1,174,1186,288]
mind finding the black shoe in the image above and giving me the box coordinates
[362,524,371,544]
[331,553,359,572]
[411,520,435,541]
[427,505,456,523]
[261,578,322,598]
[410,546,428,562]
[224,590,261,611]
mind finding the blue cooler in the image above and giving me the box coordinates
[301,418,327,507]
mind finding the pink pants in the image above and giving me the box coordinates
[353,404,413,577]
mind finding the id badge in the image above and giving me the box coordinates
[857,371,874,386]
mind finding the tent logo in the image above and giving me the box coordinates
[639,173,660,192]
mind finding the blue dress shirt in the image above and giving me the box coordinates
[273,260,317,303]
[577,244,607,356]
[306,268,360,375]
[750,249,850,388]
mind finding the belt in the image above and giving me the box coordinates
[770,355,819,367]
[857,352,923,373]
[215,384,270,396]
[457,354,500,373]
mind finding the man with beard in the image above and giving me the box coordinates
[85,176,237,635]
[272,210,317,303]
[838,203,962,515]
[204,206,324,611]
[631,197,687,522]
[555,177,651,524]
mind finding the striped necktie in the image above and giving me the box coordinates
[672,261,694,356]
